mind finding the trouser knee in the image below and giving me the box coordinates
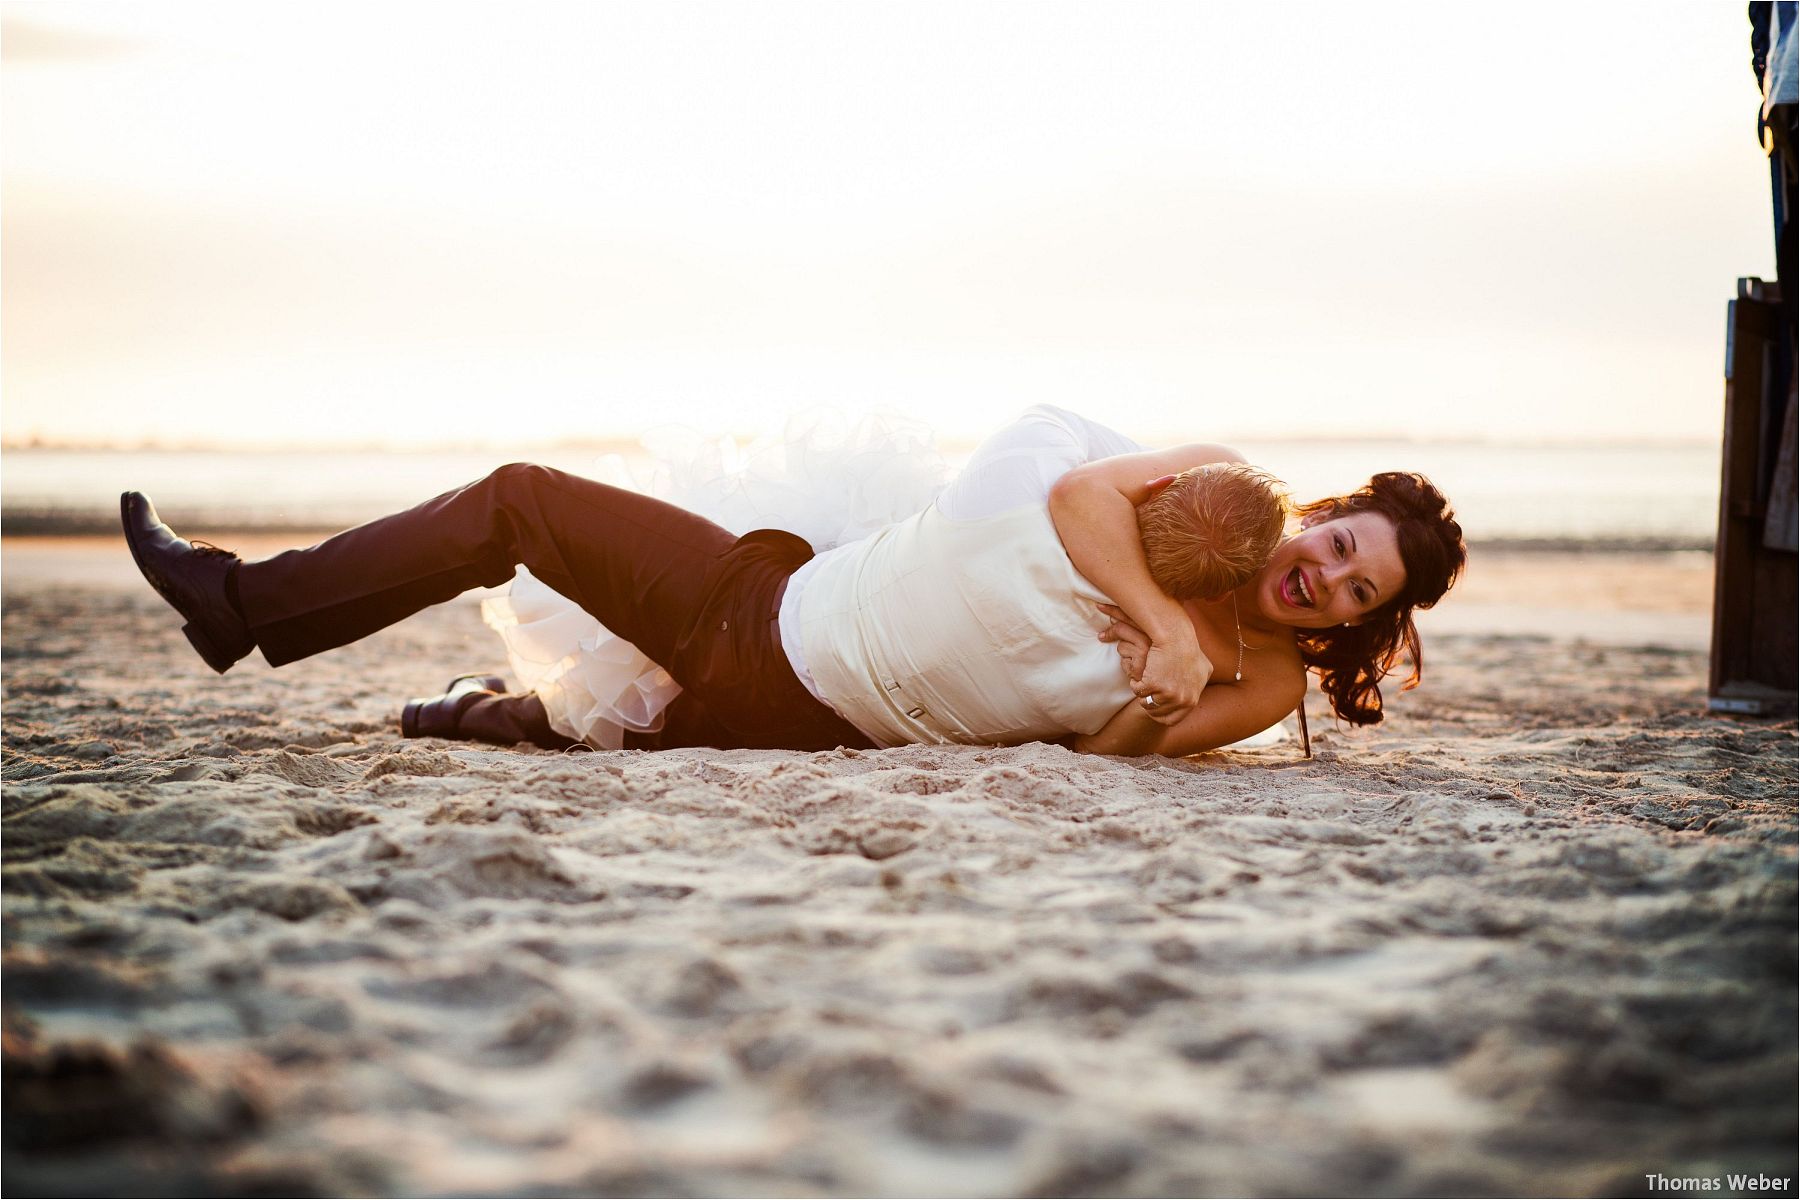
[485,462,563,498]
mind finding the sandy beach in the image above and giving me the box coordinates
[2,541,1794,1197]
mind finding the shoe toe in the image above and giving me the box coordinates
[401,689,485,739]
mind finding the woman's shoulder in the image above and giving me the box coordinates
[1235,623,1306,713]
[1187,600,1305,708]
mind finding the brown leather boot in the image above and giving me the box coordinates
[400,676,578,750]
[400,674,507,739]
[120,492,254,673]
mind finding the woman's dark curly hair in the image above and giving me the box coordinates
[1292,472,1465,726]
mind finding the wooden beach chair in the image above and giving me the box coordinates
[1710,276,1798,714]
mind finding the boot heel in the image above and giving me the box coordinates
[182,622,235,674]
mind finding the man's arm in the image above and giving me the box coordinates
[1047,442,1247,725]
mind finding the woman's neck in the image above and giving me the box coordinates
[1180,587,1280,649]
[1224,580,1285,639]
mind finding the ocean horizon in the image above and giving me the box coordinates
[1,436,1722,548]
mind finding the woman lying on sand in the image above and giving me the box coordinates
[121,406,1464,757]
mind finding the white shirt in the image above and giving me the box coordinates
[777,405,1146,707]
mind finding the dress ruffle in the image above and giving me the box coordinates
[480,411,953,749]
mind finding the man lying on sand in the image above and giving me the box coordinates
[122,405,1465,757]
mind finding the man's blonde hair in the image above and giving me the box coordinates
[1137,463,1289,599]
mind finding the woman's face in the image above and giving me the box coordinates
[1251,511,1407,630]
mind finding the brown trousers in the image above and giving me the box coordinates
[234,463,875,752]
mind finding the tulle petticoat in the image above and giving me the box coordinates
[480,411,953,749]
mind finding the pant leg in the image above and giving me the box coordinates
[236,463,736,674]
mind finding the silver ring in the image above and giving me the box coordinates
[1143,696,1157,708]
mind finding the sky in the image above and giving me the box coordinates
[0,1,1782,449]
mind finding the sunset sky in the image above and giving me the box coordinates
[0,1,1780,449]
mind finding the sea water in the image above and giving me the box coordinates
[0,438,1719,545]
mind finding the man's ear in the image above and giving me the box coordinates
[1143,474,1177,495]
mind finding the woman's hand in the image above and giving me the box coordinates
[1098,604,1211,725]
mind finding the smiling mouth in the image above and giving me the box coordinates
[1283,566,1316,608]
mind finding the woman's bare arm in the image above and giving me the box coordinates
[1047,442,1247,725]
[1072,661,1305,757]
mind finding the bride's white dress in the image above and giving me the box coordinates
[480,412,953,749]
